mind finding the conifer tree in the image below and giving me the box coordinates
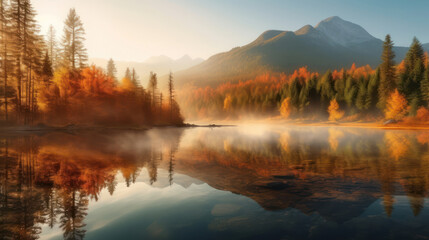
[9,0,24,115]
[131,68,139,87]
[61,8,87,69]
[9,0,42,123]
[399,37,425,115]
[378,35,396,110]
[0,0,12,120]
[356,80,368,111]
[168,72,175,121]
[421,68,429,105]
[106,58,117,82]
[148,72,157,107]
[124,67,131,80]
[46,25,57,69]
[318,71,335,103]
[42,51,53,80]
[367,68,380,111]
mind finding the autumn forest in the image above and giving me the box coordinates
[3,0,429,240]
[181,36,429,125]
[0,2,183,127]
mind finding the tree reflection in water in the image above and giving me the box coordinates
[0,126,429,239]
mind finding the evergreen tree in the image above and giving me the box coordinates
[298,83,309,113]
[168,72,175,121]
[356,79,368,111]
[400,37,425,115]
[367,68,380,112]
[0,0,13,120]
[9,0,42,123]
[131,68,139,87]
[9,0,24,116]
[106,58,117,82]
[288,78,301,111]
[61,8,87,69]
[124,67,131,80]
[421,67,429,106]
[317,70,335,102]
[42,51,53,80]
[344,76,357,109]
[46,25,57,69]
[378,35,396,110]
[148,72,157,107]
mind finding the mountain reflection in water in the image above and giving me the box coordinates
[1,126,429,239]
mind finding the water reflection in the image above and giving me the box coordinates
[1,126,429,239]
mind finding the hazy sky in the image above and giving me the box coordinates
[33,0,429,62]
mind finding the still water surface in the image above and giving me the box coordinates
[1,125,429,239]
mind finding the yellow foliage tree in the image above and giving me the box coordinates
[223,95,232,111]
[385,89,408,120]
[279,97,291,118]
[328,99,344,121]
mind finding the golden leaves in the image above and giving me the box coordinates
[328,99,344,121]
[279,97,291,119]
[385,89,409,120]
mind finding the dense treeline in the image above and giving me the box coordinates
[0,1,183,126]
[181,35,429,123]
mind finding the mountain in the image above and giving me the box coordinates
[173,16,428,87]
[90,55,203,86]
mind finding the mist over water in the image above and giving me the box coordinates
[2,125,429,239]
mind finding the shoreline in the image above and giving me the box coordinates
[0,123,235,134]
[1,121,428,134]
[286,121,429,130]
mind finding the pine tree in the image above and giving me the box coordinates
[400,37,425,114]
[61,8,87,69]
[131,68,139,87]
[367,68,380,111]
[124,67,131,80]
[22,0,43,124]
[356,79,368,111]
[421,67,429,106]
[168,72,175,121]
[317,70,335,103]
[288,78,301,111]
[9,0,24,116]
[42,51,53,80]
[378,35,396,110]
[344,76,357,108]
[148,72,157,107]
[0,0,13,120]
[9,0,42,123]
[106,58,117,82]
[46,25,57,69]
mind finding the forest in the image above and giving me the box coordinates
[0,1,183,127]
[180,35,429,124]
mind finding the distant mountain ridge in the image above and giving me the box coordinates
[173,16,429,87]
[90,55,203,86]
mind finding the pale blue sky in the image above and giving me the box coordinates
[33,0,429,61]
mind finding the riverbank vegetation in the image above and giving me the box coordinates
[180,35,429,125]
[0,1,183,127]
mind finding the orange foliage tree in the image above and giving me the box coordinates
[328,99,344,121]
[279,97,291,119]
[38,66,183,126]
[385,89,409,120]
[224,95,233,111]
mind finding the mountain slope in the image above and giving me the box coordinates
[174,16,426,87]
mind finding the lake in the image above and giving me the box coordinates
[1,125,429,240]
